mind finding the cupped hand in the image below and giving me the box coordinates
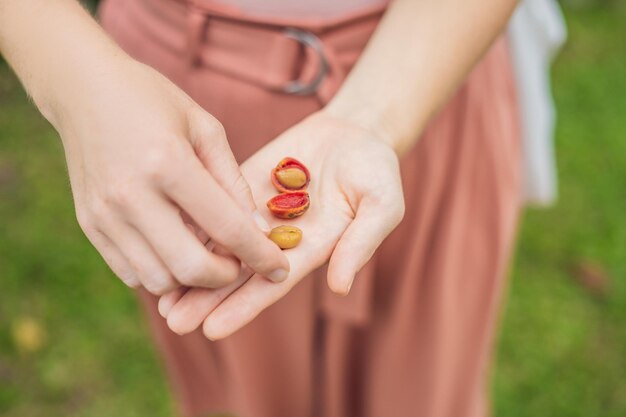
[160,111,405,338]
[55,59,289,295]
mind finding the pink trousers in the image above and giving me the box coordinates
[100,0,522,416]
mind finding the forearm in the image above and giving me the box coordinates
[0,0,130,125]
[325,0,519,155]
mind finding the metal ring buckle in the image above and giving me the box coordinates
[281,28,329,95]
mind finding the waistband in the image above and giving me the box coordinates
[121,0,385,102]
[183,0,387,32]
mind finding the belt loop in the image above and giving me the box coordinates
[186,4,209,68]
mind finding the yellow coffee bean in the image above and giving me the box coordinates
[269,225,302,249]
[275,167,307,189]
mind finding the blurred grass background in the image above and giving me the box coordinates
[1,1,625,416]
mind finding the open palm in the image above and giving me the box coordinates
[159,111,405,339]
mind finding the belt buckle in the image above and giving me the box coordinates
[281,28,329,96]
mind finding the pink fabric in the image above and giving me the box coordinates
[99,0,522,416]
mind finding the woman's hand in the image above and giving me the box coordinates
[0,0,289,294]
[56,59,289,294]
[159,111,405,338]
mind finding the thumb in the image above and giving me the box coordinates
[187,108,269,233]
[327,194,405,295]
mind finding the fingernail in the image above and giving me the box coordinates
[267,268,289,282]
[252,210,271,233]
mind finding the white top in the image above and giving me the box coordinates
[508,0,567,206]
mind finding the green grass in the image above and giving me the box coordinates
[493,3,626,416]
[0,57,171,417]
[1,3,625,416]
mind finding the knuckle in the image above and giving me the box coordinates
[140,143,186,185]
[76,200,112,236]
[108,262,139,286]
[239,248,280,276]
[141,149,171,183]
[175,259,211,287]
[192,115,228,154]
[231,174,253,201]
[217,220,248,248]
[88,198,111,222]
[177,257,236,288]
[104,185,137,210]
[75,207,95,232]
[254,252,282,273]
[120,276,141,289]
[202,116,226,141]
[143,276,177,296]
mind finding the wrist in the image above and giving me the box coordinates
[323,93,416,157]
[36,52,136,133]
[0,0,136,132]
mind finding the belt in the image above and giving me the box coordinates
[131,0,385,103]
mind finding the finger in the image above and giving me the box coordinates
[166,265,253,335]
[127,191,241,289]
[158,239,241,321]
[156,222,214,318]
[187,110,260,217]
[165,155,289,282]
[327,196,405,295]
[202,239,331,340]
[85,229,141,288]
[106,221,177,295]
[181,212,210,244]
[158,287,188,318]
